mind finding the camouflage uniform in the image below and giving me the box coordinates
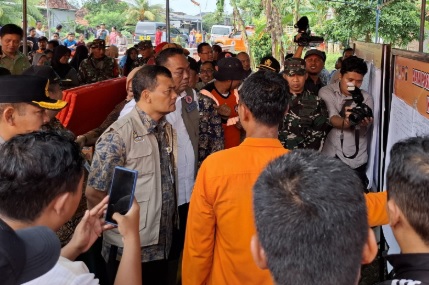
[279,89,330,151]
[78,55,118,84]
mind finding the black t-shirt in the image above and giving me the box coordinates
[305,76,324,95]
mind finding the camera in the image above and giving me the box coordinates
[347,85,373,126]
[293,16,324,47]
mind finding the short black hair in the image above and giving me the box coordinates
[340,56,367,76]
[197,42,211,53]
[56,24,62,30]
[187,56,198,72]
[155,47,184,67]
[343,47,354,55]
[0,130,84,222]
[48,40,59,48]
[239,71,289,127]
[387,136,429,244]
[132,65,172,102]
[212,44,222,53]
[0,67,11,76]
[253,149,368,285]
[0,24,23,38]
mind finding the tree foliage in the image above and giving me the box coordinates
[82,0,164,29]
[202,12,224,32]
[320,0,420,47]
[121,0,164,23]
[0,0,43,26]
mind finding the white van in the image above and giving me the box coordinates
[210,25,233,44]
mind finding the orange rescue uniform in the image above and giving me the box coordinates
[200,82,241,149]
[183,138,288,285]
[366,191,388,227]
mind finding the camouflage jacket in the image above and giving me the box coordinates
[279,89,331,151]
[78,55,118,84]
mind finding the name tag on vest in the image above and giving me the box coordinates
[186,101,198,113]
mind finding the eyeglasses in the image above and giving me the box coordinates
[199,69,214,74]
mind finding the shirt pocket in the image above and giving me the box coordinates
[127,140,156,231]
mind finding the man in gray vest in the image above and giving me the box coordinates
[119,47,224,283]
[86,65,178,285]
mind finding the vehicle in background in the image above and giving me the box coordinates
[213,26,254,52]
[133,21,188,46]
[210,25,233,44]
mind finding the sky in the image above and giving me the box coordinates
[150,0,232,16]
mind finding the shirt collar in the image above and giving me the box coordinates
[0,50,23,60]
[240,137,285,149]
[135,106,166,134]
[385,253,429,280]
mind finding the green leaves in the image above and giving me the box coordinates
[320,0,420,47]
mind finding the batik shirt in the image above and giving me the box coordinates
[197,94,224,167]
[89,107,176,262]
[279,89,330,151]
[78,55,118,84]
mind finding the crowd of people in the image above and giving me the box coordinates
[0,20,428,285]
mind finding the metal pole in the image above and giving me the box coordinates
[166,0,171,42]
[375,0,381,44]
[23,0,28,55]
[200,6,202,33]
[46,0,51,39]
[419,0,426,52]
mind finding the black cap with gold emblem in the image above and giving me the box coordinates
[257,55,281,73]
[0,75,67,110]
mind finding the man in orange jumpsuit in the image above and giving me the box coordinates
[199,57,247,148]
[183,71,290,284]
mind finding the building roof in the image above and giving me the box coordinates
[37,0,77,10]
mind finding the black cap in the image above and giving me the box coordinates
[214,57,247,81]
[0,218,61,284]
[258,56,280,73]
[0,75,67,110]
[304,49,326,62]
[22,66,61,83]
[283,58,306,76]
[89,39,106,49]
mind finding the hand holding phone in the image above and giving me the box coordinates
[105,166,138,226]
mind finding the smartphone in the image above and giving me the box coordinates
[104,166,138,226]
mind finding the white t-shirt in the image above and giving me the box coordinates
[22,256,99,285]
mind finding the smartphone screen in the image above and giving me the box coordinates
[105,166,138,226]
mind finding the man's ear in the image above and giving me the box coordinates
[51,192,71,216]
[3,106,16,125]
[387,199,401,228]
[361,228,378,265]
[239,102,251,123]
[250,234,268,270]
[141,90,151,103]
